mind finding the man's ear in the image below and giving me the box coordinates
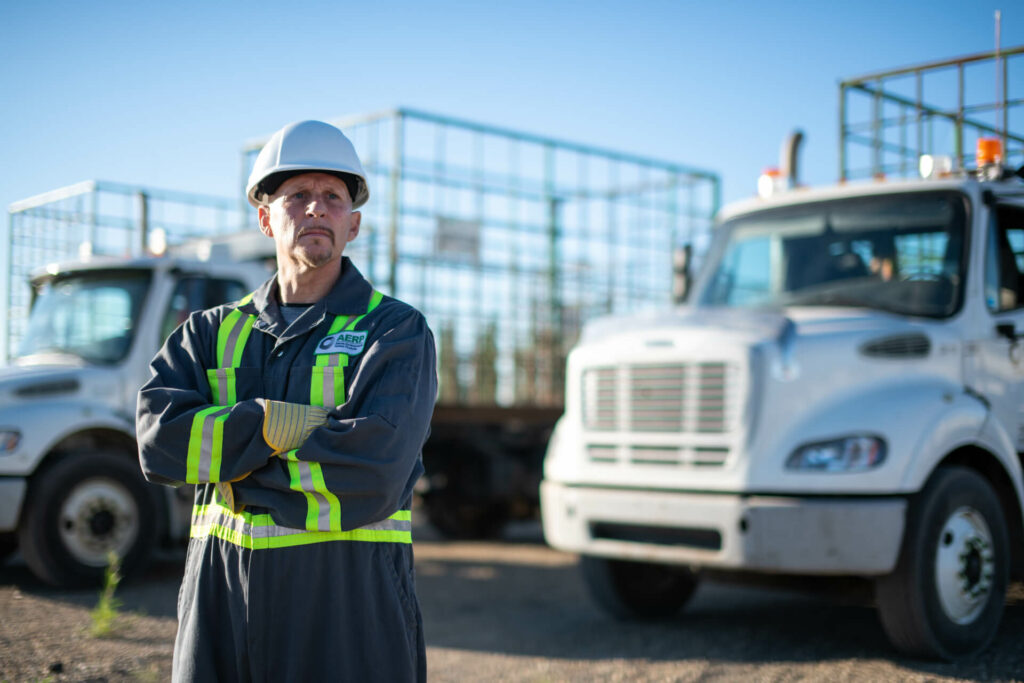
[258,205,273,238]
[347,211,361,242]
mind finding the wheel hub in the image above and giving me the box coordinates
[59,478,139,567]
[935,506,994,624]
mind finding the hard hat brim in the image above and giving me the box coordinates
[255,169,363,208]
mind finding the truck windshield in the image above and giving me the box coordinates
[699,191,968,318]
[17,270,152,364]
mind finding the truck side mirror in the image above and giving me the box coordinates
[673,244,693,305]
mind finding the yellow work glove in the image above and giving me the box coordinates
[216,471,252,514]
[216,482,243,514]
[262,400,330,455]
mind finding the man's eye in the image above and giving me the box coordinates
[293,192,305,199]
[329,192,339,199]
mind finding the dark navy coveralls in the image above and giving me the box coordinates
[137,257,436,682]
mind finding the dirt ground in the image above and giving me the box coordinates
[1,522,1022,682]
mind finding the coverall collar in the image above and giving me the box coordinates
[242,257,375,340]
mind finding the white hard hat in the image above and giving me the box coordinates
[246,120,370,209]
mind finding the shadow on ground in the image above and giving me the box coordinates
[414,523,1024,680]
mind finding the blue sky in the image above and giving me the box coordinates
[2,0,1021,217]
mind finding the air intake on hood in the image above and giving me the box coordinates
[15,378,80,398]
[860,333,931,359]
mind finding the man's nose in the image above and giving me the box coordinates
[305,196,326,217]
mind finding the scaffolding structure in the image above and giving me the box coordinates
[3,181,242,360]
[840,46,1024,180]
[242,109,720,407]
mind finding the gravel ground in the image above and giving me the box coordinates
[1,522,1022,682]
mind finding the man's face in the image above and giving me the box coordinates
[258,172,361,270]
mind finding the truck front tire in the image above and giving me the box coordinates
[18,450,158,587]
[875,466,1009,660]
[581,555,699,619]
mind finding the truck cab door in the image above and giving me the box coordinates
[973,201,1024,449]
[159,274,247,343]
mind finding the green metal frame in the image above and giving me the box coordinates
[840,46,1024,180]
[243,108,721,407]
[3,181,242,360]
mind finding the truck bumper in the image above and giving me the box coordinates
[540,481,906,575]
[0,477,27,532]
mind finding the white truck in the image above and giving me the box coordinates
[0,233,274,586]
[541,145,1024,659]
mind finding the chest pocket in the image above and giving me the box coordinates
[207,293,258,405]
[310,290,384,408]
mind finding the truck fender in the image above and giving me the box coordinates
[0,399,135,477]
[895,389,1009,491]
[758,378,987,494]
[901,403,1024,528]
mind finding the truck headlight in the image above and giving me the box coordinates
[0,430,21,455]
[786,435,886,472]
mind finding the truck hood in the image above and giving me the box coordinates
[579,305,937,352]
[0,363,115,407]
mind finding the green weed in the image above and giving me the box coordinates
[89,551,122,637]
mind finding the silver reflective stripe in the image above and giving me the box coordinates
[251,515,412,539]
[216,370,230,406]
[222,316,249,366]
[192,505,413,539]
[296,461,333,531]
[344,516,409,533]
[198,406,232,480]
[322,368,337,409]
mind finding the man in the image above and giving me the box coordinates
[137,120,436,682]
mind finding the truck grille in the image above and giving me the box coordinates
[582,362,738,434]
[585,444,730,467]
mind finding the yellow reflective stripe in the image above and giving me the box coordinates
[327,314,351,335]
[342,290,382,332]
[206,368,239,405]
[283,456,341,531]
[186,405,231,484]
[216,293,255,368]
[286,459,321,530]
[230,315,256,368]
[367,290,384,313]
[192,524,412,549]
[211,293,256,402]
[190,503,412,548]
[309,363,347,408]
[312,314,351,406]
[309,462,342,532]
[307,292,379,407]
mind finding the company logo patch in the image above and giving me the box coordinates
[315,330,368,356]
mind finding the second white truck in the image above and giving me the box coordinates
[542,143,1024,659]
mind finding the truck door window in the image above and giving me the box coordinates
[985,205,1024,312]
[161,277,247,341]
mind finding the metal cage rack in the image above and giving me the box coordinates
[840,46,1024,181]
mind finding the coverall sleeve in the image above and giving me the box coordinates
[240,307,438,530]
[136,311,274,487]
